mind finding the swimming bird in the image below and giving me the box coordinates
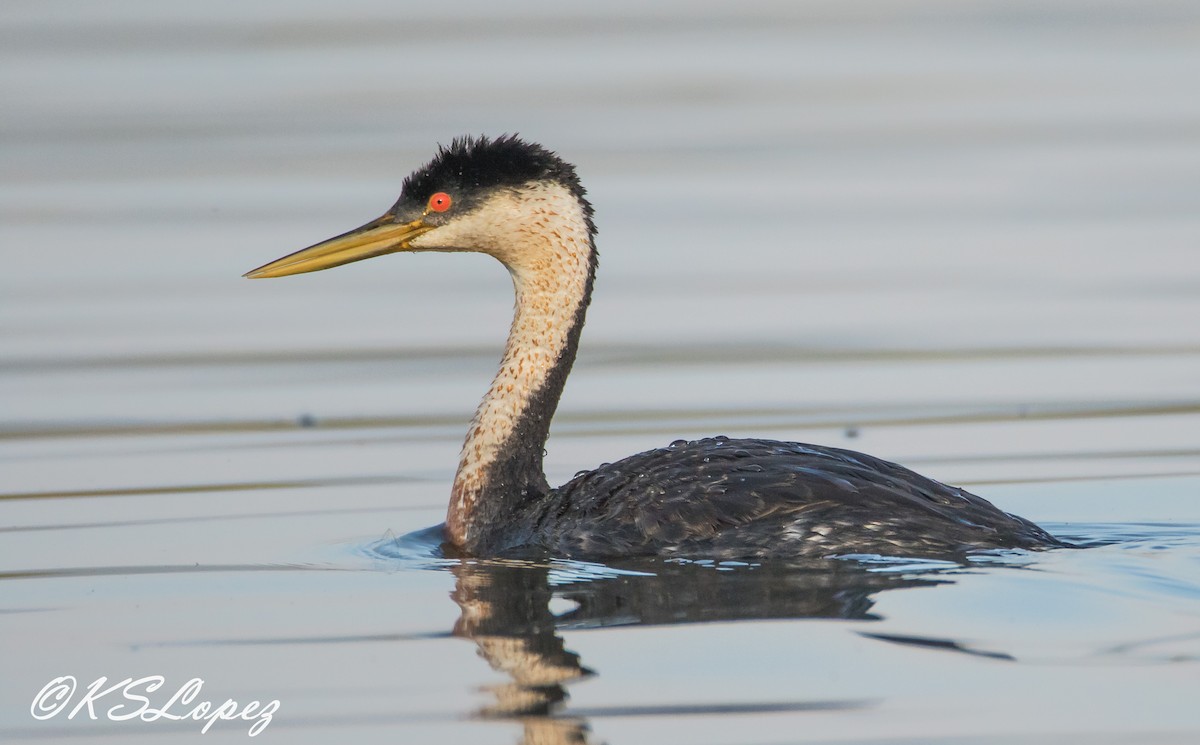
[245,135,1061,560]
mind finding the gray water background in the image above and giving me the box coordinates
[2,1,1199,743]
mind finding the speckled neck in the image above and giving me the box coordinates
[445,182,596,553]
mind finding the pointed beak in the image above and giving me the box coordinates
[243,214,436,278]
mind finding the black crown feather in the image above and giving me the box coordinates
[401,135,591,219]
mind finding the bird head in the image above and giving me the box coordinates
[244,135,594,279]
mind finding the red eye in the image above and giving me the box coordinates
[428,192,452,212]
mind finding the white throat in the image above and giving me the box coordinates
[427,182,594,545]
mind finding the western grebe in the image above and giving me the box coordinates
[246,135,1061,559]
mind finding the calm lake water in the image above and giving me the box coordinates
[3,1,1200,743]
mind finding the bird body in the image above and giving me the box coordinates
[246,135,1062,560]
[530,436,1057,559]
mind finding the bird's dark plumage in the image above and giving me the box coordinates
[524,436,1059,559]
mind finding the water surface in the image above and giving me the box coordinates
[3,2,1200,743]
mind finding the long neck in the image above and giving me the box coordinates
[446,184,596,553]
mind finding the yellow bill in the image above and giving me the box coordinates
[243,215,434,278]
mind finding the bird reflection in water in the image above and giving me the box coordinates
[451,561,593,743]
[446,555,953,744]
